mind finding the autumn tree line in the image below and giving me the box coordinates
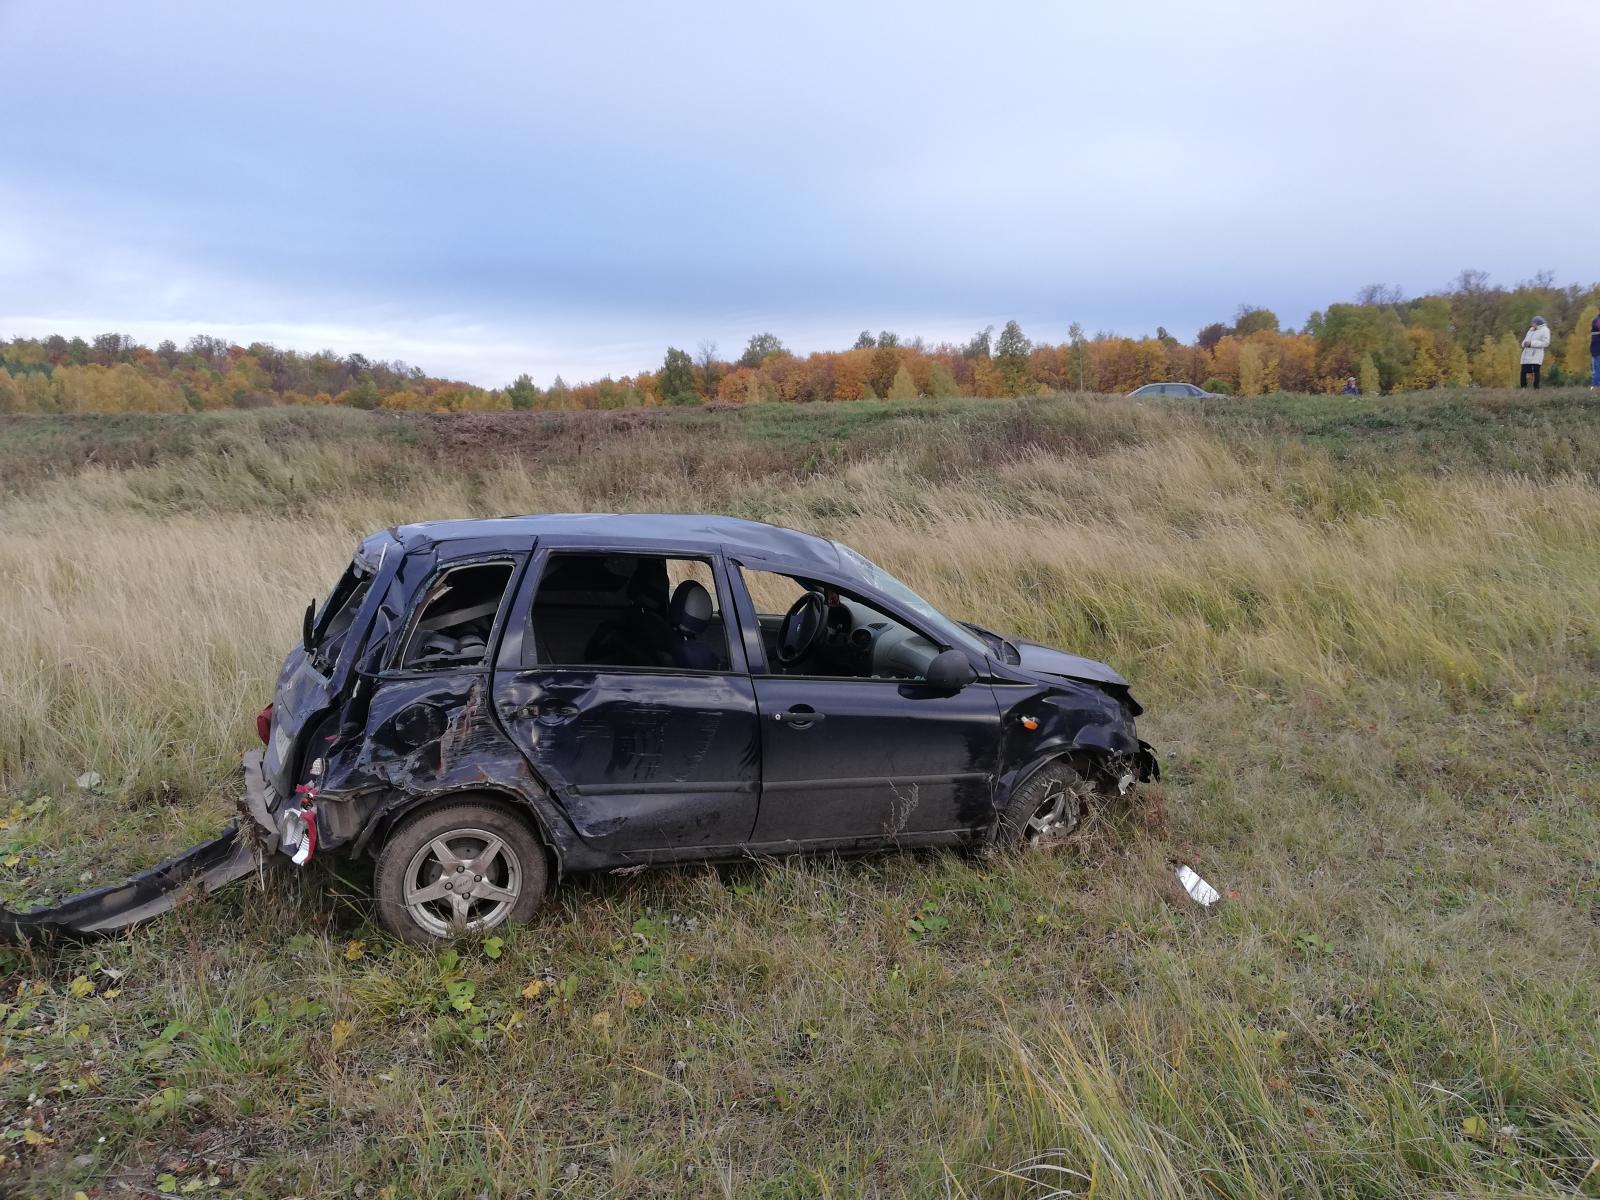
[3,272,1596,416]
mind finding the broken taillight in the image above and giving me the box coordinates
[282,803,318,865]
[257,704,273,745]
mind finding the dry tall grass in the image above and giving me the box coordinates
[1,393,1597,1196]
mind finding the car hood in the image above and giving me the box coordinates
[1011,639,1129,688]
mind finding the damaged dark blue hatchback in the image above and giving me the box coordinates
[242,513,1158,944]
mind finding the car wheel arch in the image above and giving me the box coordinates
[993,746,1116,825]
[355,785,564,882]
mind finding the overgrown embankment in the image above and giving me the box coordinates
[5,385,1599,499]
[1,390,1598,1197]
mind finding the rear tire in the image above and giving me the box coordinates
[997,760,1093,848]
[373,799,547,945]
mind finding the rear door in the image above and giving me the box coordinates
[492,546,761,857]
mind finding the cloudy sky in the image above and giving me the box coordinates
[3,0,1596,387]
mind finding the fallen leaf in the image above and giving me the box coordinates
[331,1019,354,1051]
[68,976,95,998]
[482,935,504,960]
[22,1126,53,1146]
[343,940,365,961]
[521,980,544,999]
[1,855,18,868]
[1461,1116,1489,1140]
[156,1173,178,1194]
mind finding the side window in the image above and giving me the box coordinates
[530,553,730,671]
[396,561,515,671]
[738,567,941,681]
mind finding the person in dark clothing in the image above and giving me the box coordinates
[1341,376,1360,396]
[1590,312,1600,388]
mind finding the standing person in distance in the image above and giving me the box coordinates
[1519,316,1551,388]
[1589,310,1600,389]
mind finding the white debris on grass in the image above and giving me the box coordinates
[1176,864,1221,907]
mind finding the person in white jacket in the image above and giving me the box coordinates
[1519,316,1551,389]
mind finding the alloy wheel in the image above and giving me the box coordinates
[401,826,523,938]
[1024,776,1080,846]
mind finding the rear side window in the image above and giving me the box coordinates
[530,552,730,671]
[311,562,373,670]
[396,561,516,670]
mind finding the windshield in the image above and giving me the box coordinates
[833,543,990,657]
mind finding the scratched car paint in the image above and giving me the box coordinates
[2,513,1157,945]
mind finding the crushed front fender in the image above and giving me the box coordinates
[0,825,260,944]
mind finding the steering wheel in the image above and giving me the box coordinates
[776,590,827,666]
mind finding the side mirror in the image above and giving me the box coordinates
[925,648,977,690]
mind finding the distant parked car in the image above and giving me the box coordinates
[1127,382,1223,399]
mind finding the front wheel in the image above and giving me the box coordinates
[373,799,548,945]
[997,761,1094,848]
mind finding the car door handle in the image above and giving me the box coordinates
[511,701,579,725]
[769,706,825,727]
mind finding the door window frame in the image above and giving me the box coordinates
[379,552,527,680]
[500,544,750,677]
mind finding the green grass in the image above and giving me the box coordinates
[1191,386,1600,477]
[1,389,1598,1197]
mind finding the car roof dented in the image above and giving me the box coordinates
[386,512,847,573]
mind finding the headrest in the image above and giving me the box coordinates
[668,579,713,635]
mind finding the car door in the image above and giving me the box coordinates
[729,563,1003,846]
[492,545,761,857]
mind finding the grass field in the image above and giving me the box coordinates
[1,389,1598,1197]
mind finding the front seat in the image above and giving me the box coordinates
[666,580,719,670]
